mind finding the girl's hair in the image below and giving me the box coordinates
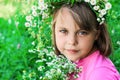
[52,2,112,57]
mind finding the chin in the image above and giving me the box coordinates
[68,57,79,62]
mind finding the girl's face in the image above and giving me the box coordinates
[55,8,98,61]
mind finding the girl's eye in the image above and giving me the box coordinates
[77,31,88,36]
[59,29,67,33]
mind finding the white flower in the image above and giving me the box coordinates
[93,6,100,11]
[48,57,52,60]
[42,12,48,19]
[32,5,37,11]
[57,69,61,73]
[26,15,32,21]
[100,9,107,16]
[25,22,31,27]
[28,49,34,53]
[102,18,105,21]
[39,77,42,79]
[117,41,120,45]
[84,0,90,2]
[38,3,48,11]
[39,0,44,4]
[32,41,35,45]
[50,51,54,54]
[32,11,38,17]
[99,13,103,18]
[97,18,100,22]
[90,0,96,5]
[38,66,44,71]
[105,2,112,10]
[38,4,44,10]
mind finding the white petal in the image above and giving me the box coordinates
[105,2,112,10]
[90,0,96,5]
[84,0,90,2]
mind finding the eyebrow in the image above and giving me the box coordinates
[57,26,85,32]
[56,25,66,28]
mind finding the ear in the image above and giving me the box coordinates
[95,30,100,40]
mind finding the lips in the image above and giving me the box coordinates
[66,49,79,54]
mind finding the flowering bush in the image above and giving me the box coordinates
[22,48,82,80]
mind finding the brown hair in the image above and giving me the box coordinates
[52,2,112,57]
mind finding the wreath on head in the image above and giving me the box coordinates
[46,0,112,25]
[25,0,112,28]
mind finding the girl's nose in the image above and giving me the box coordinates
[67,34,77,45]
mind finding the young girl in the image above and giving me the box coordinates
[51,1,120,80]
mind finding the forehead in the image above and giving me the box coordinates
[55,8,80,29]
[53,5,97,32]
[56,8,74,23]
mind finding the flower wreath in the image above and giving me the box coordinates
[46,0,112,25]
[48,0,112,24]
[25,0,112,28]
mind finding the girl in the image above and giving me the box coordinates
[51,1,120,80]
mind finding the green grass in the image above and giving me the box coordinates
[0,17,34,79]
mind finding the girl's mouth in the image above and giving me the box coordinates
[66,49,79,54]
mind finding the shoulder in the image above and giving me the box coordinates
[78,50,120,80]
[88,50,115,68]
[87,67,120,80]
[85,51,120,80]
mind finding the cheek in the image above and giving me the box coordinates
[55,33,66,49]
[79,36,96,50]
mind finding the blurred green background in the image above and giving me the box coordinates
[0,0,120,80]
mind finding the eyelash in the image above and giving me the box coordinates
[77,31,88,36]
[59,29,88,36]
[59,29,67,33]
